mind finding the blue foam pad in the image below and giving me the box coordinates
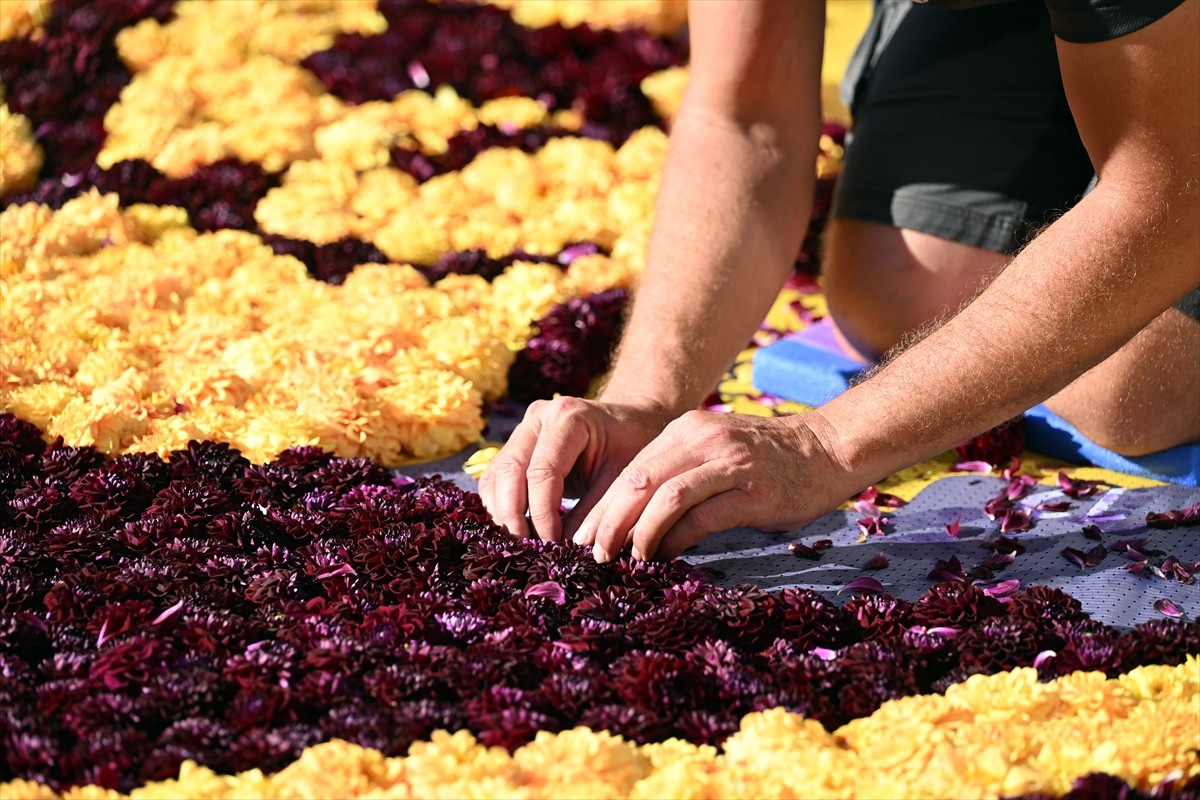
[752,333,1200,487]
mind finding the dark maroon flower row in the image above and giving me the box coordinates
[302,0,688,147]
[1,413,1196,792]
[0,0,176,179]
[1003,771,1198,800]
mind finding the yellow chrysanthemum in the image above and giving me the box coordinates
[0,102,43,194]
[0,0,50,41]
[483,0,687,36]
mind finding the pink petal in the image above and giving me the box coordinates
[525,580,567,605]
[1036,501,1071,512]
[981,578,1021,598]
[839,576,886,595]
[1062,547,1087,568]
[953,460,994,474]
[1033,650,1057,669]
[96,618,110,648]
[809,647,838,661]
[945,519,961,538]
[317,564,357,580]
[1154,598,1183,618]
[151,599,185,626]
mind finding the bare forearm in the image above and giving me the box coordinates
[601,109,819,414]
[816,183,1200,485]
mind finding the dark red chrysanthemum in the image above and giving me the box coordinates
[507,288,630,402]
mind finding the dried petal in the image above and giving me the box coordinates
[864,553,889,570]
[838,576,886,595]
[927,556,967,584]
[1082,524,1103,540]
[1062,548,1087,569]
[788,542,821,560]
[1083,544,1108,568]
[1000,507,1033,534]
[811,539,833,551]
[525,580,566,605]
[1154,598,1183,618]
[980,579,1020,598]
[1036,501,1071,512]
[1056,470,1108,499]
[945,520,961,538]
[983,536,1026,556]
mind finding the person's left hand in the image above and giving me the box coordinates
[572,409,858,562]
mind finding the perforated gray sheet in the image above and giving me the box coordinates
[687,476,1199,629]
[403,449,1199,630]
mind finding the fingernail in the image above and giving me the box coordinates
[592,542,609,564]
[631,545,643,561]
[572,529,587,546]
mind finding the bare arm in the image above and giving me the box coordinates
[600,0,825,414]
[813,1,1200,487]
[480,0,825,542]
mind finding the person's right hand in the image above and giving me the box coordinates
[477,396,676,543]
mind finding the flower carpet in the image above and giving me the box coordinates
[0,1,1197,798]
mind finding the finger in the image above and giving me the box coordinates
[588,445,703,563]
[480,406,545,538]
[653,491,745,561]
[565,463,625,545]
[628,464,736,561]
[525,413,592,542]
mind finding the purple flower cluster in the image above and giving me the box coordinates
[1003,771,1199,800]
[0,0,175,181]
[3,413,1197,791]
[1,157,280,233]
[301,0,688,146]
[390,123,577,183]
[507,288,630,402]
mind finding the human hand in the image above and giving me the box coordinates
[478,396,677,542]
[572,410,855,562]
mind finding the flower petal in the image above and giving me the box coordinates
[953,460,994,474]
[838,576,886,595]
[864,553,889,570]
[1154,598,1183,618]
[525,580,567,605]
[945,519,961,538]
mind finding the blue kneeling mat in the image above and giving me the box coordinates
[751,325,1200,487]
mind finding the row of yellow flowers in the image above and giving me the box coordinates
[5,660,1197,800]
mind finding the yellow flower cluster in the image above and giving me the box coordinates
[366,129,669,268]
[116,0,386,69]
[482,0,688,36]
[0,95,43,194]
[640,66,689,124]
[101,0,586,179]
[5,659,1196,800]
[0,0,50,41]
[1,190,641,463]
[252,90,582,243]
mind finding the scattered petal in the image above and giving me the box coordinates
[151,599,185,626]
[945,519,961,538]
[839,576,886,595]
[927,556,968,583]
[525,580,567,605]
[1036,501,1071,512]
[811,539,833,551]
[983,536,1026,556]
[980,579,1021,598]
[1082,525,1104,540]
[1057,470,1108,499]
[788,542,822,560]
[1083,544,1108,568]
[1154,598,1183,618]
[864,553,889,570]
[953,460,994,474]
[1033,650,1057,669]
[1062,548,1087,569]
[1000,507,1033,534]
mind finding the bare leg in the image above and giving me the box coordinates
[821,217,1200,454]
[1044,309,1200,455]
[823,218,1010,361]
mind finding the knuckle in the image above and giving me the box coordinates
[659,478,690,507]
[527,399,548,415]
[622,465,653,492]
[486,458,525,481]
[682,503,716,533]
[525,463,561,486]
[552,395,587,416]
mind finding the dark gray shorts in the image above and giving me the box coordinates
[831,0,1200,321]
